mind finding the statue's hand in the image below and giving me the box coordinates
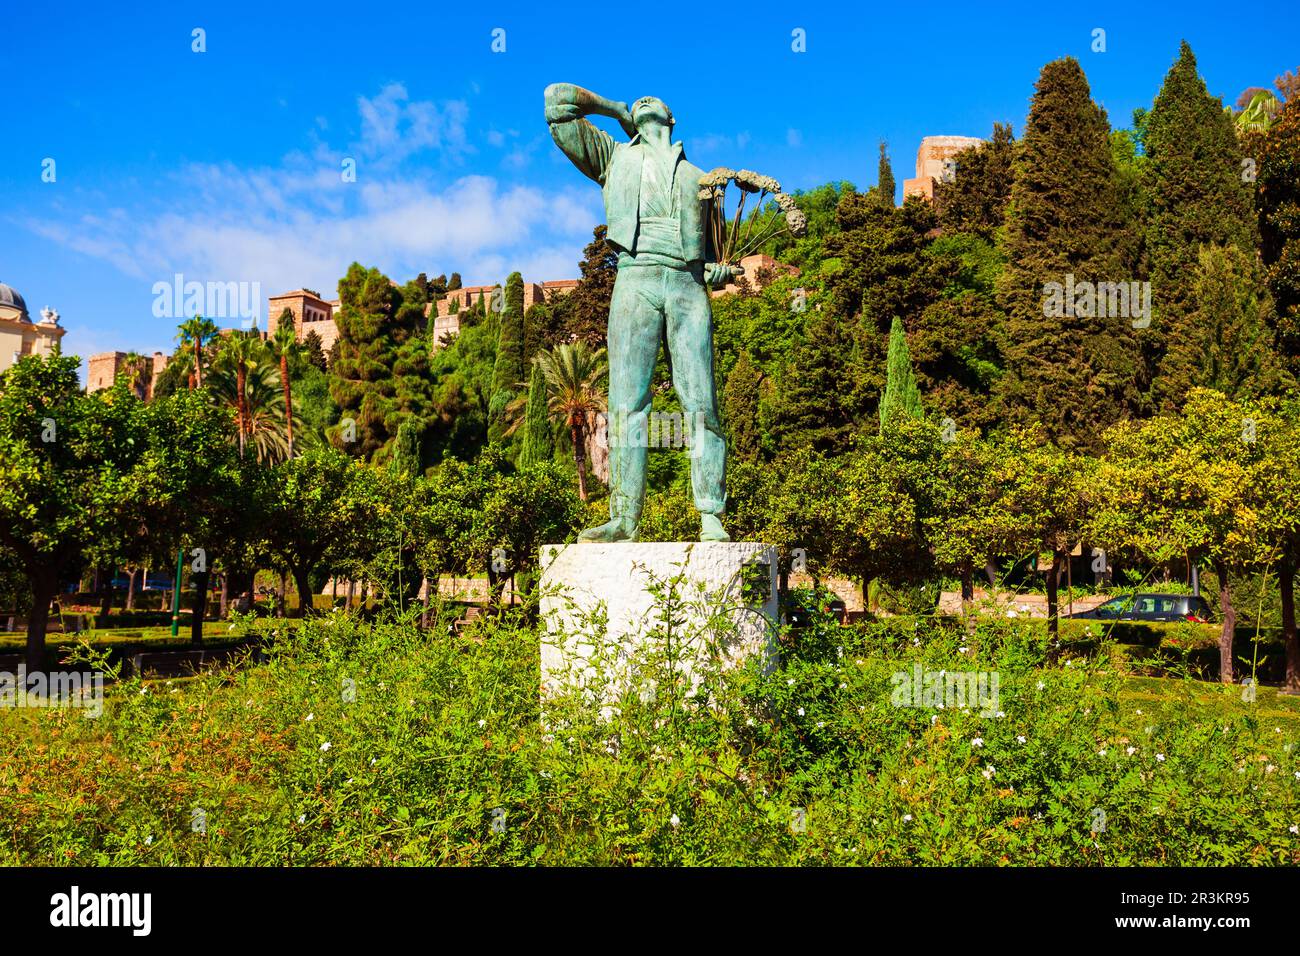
[614,102,638,138]
[705,263,744,286]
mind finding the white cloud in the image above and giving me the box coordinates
[22,83,602,310]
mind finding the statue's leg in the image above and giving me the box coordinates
[664,268,728,541]
[579,265,663,542]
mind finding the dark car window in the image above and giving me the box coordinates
[1094,596,1132,616]
[1134,596,1157,615]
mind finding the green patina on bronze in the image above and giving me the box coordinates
[544,83,740,543]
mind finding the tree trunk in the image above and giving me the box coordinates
[194,342,204,389]
[572,423,588,501]
[126,567,137,611]
[190,568,209,645]
[1046,552,1061,637]
[346,578,355,610]
[292,567,314,619]
[1281,555,1298,691]
[98,566,113,618]
[26,566,57,676]
[1214,559,1236,685]
[219,573,228,619]
[236,366,247,459]
[281,353,294,458]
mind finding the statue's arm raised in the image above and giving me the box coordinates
[544,83,636,184]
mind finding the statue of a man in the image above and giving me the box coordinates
[544,83,742,543]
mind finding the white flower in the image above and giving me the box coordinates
[931,715,938,724]
[1126,746,1137,756]
[145,835,153,846]
[1290,825,1299,835]
[305,713,314,722]
[816,721,825,729]
[297,814,306,824]
[478,719,486,728]
[1036,681,1045,690]
[797,707,805,716]
[1006,610,1018,618]
[996,711,1005,718]
[787,679,795,686]
[1155,753,1165,762]
[1098,749,1107,757]
[982,765,996,779]
[746,717,754,726]
[839,683,847,690]
[1016,735,1026,744]
[1135,709,1143,715]
[670,814,681,828]
[971,738,984,748]
[959,646,968,653]
[903,814,913,822]
[320,742,331,752]
[1266,764,1276,773]
[370,757,377,766]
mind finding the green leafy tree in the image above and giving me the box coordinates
[1092,391,1274,681]
[996,57,1140,449]
[532,343,607,501]
[0,355,237,669]
[177,315,219,389]
[257,448,388,617]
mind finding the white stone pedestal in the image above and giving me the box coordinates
[539,541,779,705]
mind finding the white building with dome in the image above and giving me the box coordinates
[0,281,66,373]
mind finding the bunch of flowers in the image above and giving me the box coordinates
[698,168,807,267]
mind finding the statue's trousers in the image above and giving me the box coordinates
[605,259,726,523]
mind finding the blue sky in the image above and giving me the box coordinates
[2,1,1296,376]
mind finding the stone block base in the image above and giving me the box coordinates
[539,541,779,705]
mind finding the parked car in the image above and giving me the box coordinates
[1071,592,1213,623]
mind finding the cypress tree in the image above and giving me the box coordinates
[878,315,923,429]
[722,349,765,462]
[996,57,1140,450]
[488,272,526,443]
[775,309,866,454]
[518,360,554,467]
[1146,41,1258,408]
[1258,96,1300,372]
[876,141,895,207]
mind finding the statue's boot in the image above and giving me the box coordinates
[578,517,639,543]
[699,513,730,542]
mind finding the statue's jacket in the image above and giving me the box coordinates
[546,111,712,265]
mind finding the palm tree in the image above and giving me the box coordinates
[119,351,146,398]
[214,332,262,459]
[209,351,297,464]
[512,343,607,500]
[269,317,300,457]
[177,316,219,389]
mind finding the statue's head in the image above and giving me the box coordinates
[631,96,674,132]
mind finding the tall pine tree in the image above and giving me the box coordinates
[876,141,895,207]
[878,315,923,429]
[518,359,554,467]
[488,272,525,443]
[1146,41,1258,409]
[996,57,1140,450]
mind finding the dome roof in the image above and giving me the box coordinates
[0,282,29,319]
